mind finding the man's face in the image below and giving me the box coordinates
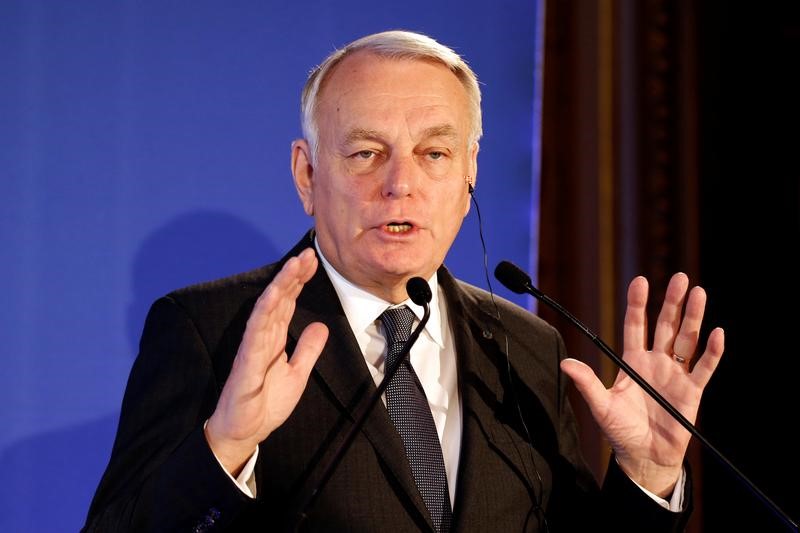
[293,51,478,302]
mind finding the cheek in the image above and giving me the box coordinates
[319,185,374,232]
[433,188,469,231]
[327,170,379,201]
[317,175,355,209]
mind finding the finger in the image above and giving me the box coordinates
[267,249,317,310]
[289,322,329,378]
[652,273,690,355]
[689,327,725,386]
[295,247,319,283]
[560,358,609,416]
[246,250,317,337]
[623,276,649,354]
[236,250,318,374]
[268,251,319,348]
[672,286,707,364]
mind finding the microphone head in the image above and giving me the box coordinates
[494,261,532,294]
[406,277,432,306]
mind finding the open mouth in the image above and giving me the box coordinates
[386,222,413,233]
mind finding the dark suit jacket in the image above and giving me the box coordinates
[84,231,691,532]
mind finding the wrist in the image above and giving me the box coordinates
[616,456,682,498]
[204,419,258,477]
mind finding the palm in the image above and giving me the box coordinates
[599,347,700,467]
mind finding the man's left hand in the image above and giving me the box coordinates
[560,272,725,497]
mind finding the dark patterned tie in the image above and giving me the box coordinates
[380,306,452,533]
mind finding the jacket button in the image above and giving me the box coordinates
[482,330,493,339]
[193,508,221,532]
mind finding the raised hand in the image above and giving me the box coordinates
[205,248,329,475]
[560,273,725,497]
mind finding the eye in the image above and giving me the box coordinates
[354,150,375,160]
[428,151,445,160]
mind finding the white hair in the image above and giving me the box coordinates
[300,30,483,162]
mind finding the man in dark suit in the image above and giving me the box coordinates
[83,30,724,532]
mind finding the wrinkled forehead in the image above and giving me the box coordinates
[315,52,472,131]
[320,51,463,97]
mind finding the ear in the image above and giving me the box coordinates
[469,141,479,188]
[463,141,480,216]
[291,139,315,216]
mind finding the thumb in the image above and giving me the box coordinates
[560,358,609,413]
[289,322,329,378]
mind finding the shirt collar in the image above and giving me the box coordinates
[314,238,444,348]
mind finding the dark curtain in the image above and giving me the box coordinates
[539,1,798,531]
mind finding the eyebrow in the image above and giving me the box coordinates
[343,128,383,145]
[342,124,459,146]
[420,124,458,141]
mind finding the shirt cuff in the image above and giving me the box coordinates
[204,420,259,498]
[629,464,686,512]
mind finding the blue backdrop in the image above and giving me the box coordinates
[0,1,543,530]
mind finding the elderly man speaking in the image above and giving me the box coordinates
[84,30,724,533]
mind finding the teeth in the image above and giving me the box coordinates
[387,223,412,233]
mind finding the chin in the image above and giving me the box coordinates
[387,264,434,282]
[359,242,439,279]
[366,257,427,280]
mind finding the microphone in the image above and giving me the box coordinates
[494,260,798,531]
[294,276,433,530]
[406,276,433,307]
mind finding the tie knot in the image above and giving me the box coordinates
[380,305,416,349]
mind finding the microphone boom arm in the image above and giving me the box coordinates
[294,297,431,530]
[495,260,797,531]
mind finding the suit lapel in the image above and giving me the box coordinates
[285,233,433,530]
[438,268,540,521]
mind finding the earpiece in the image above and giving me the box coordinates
[466,176,475,194]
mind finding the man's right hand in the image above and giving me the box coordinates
[205,247,329,476]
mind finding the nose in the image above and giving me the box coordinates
[381,154,419,198]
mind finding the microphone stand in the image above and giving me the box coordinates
[495,260,797,532]
[293,298,431,532]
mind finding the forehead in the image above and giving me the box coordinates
[315,51,472,133]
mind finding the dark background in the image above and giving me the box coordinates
[697,3,799,531]
[537,2,798,531]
